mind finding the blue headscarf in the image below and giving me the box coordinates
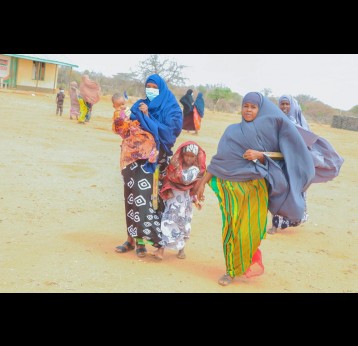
[180,89,194,116]
[208,92,315,222]
[130,74,183,172]
[194,92,205,117]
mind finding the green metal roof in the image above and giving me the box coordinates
[3,54,79,68]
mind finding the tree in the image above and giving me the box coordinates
[112,72,141,96]
[135,54,187,86]
[261,88,272,97]
[349,105,358,114]
[57,66,82,89]
[295,94,317,105]
[207,86,233,112]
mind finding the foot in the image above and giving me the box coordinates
[150,247,164,261]
[177,249,186,259]
[115,241,135,253]
[136,244,147,258]
[218,273,234,286]
[267,226,277,235]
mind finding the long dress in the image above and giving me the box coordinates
[160,166,200,250]
[180,91,195,131]
[193,92,205,132]
[69,82,80,119]
[160,141,206,251]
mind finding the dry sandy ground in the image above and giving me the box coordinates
[0,90,357,293]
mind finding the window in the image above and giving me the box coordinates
[32,61,46,80]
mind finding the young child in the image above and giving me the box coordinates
[56,88,65,116]
[150,141,206,260]
[111,92,158,171]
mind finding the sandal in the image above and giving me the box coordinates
[136,245,147,258]
[115,241,135,253]
[218,274,234,286]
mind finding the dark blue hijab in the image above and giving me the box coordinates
[130,74,183,172]
[179,89,194,116]
[194,92,205,117]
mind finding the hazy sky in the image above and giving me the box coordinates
[65,54,358,111]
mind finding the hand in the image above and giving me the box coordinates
[196,183,206,202]
[139,102,149,116]
[243,149,263,162]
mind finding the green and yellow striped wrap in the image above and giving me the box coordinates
[209,177,268,277]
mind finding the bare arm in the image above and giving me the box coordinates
[196,172,213,202]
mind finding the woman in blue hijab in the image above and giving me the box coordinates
[196,92,316,286]
[180,89,195,133]
[192,92,205,134]
[115,74,183,258]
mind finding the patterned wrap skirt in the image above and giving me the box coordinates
[209,177,268,278]
[121,159,166,248]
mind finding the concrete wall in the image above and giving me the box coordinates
[17,59,57,92]
[331,115,358,131]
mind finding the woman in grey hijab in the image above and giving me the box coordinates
[268,94,344,234]
[196,92,316,286]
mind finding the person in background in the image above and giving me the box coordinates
[69,81,80,120]
[196,92,316,286]
[192,92,205,134]
[78,74,101,124]
[180,89,195,133]
[114,74,183,258]
[56,87,65,116]
[268,94,344,234]
[150,141,206,261]
[85,102,93,122]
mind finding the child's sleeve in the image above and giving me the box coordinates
[112,110,131,138]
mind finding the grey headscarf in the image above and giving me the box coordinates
[279,94,310,130]
[279,95,344,183]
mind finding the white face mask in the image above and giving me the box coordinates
[146,88,160,101]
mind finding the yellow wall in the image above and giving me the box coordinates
[17,59,58,90]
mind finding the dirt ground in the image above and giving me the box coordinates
[0,89,357,293]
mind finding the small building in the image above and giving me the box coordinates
[0,54,78,93]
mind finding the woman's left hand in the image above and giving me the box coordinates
[243,149,264,163]
[139,102,149,116]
